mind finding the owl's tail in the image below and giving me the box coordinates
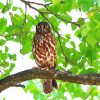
[43,79,58,94]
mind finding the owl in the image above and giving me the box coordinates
[32,22,58,94]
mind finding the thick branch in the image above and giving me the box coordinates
[0,67,100,93]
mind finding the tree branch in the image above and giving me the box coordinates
[20,0,87,27]
[20,0,42,14]
[44,6,81,27]
[0,67,100,93]
[2,0,9,13]
[26,1,52,6]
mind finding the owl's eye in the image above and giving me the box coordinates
[37,25,41,29]
[44,25,48,28]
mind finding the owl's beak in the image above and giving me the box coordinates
[41,26,44,33]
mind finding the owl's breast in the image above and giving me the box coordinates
[33,33,56,68]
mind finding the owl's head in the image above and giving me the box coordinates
[36,22,51,33]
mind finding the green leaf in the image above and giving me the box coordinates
[95,29,100,40]
[4,63,15,75]
[8,54,16,61]
[5,46,9,52]
[2,0,12,13]
[44,0,51,2]
[63,0,73,12]
[0,39,6,46]
[51,0,62,5]
[0,2,4,9]
[75,29,81,38]
[94,12,100,21]
[10,63,15,68]
[2,53,8,60]
[0,18,7,34]
[20,36,32,55]
[3,97,6,100]
[12,6,17,11]
[48,4,60,13]
[70,66,79,74]
[81,23,90,37]
[79,42,86,53]
[30,53,34,59]
[70,41,75,48]
[78,0,94,11]
[85,45,93,58]
[97,0,100,7]
[86,34,97,47]
[65,34,70,39]
[77,18,85,25]
[70,51,81,62]
[89,20,97,29]
[60,14,72,24]
[80,68,97,74]
[1,61,9,68]
[71,24,77,30]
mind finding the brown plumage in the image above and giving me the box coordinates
[32,22,57,93]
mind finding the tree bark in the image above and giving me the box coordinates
[0,67,100,93]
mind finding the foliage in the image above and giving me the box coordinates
[0,0,100,99]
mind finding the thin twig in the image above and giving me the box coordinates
[20,0,42,14]
[22,0,88,27]
[2,0,9,13]
[26,1,51,6]
[45,6,81,27]
[9,12,14,25]
[0,33,24,38]
[19,3,27,35]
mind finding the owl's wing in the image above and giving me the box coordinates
[32,34,36,59]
